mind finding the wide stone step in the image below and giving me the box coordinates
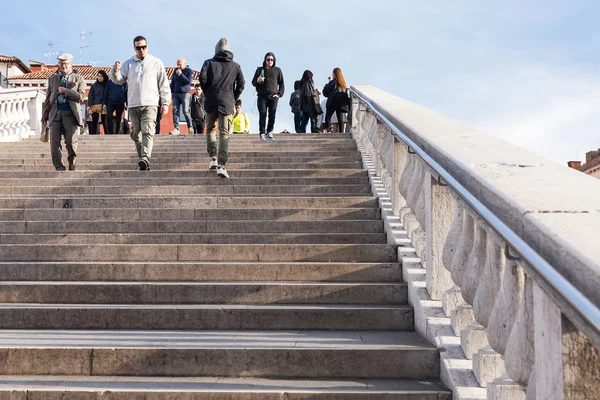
[0,376,451,400]
[0,220,383,234]
[0,244,397,262]
[0,262,401,282]
[0,184,371,196]
[0,330,436,379]
[0,281,407,305]
[0,162,363,170]
[0,207,380,221]
[0,233,387,245]
[0,196,379,209]
[0,155,363,164]
[0,305,413,330]
[2,144,359,152]
[0,176,369,186]
[0,169,369,178]
[0,152,363,160]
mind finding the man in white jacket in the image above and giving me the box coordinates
[109,35,170,170]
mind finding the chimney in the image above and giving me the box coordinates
[567,161,582,169]
[585,150,600,163]
[28,60,48,73]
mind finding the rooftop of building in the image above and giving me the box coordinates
[0,55,32,74]
[8,65,200,81]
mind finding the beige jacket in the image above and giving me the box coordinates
[43,70,86,127]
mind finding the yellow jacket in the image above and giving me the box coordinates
[232,112,250,133]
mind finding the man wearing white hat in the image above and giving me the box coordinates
[109,35,170,171]
[42,53,85,171]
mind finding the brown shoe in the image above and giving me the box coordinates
[68,163,76,171]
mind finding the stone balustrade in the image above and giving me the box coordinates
[0,88,46,142]
[350,85,600,399]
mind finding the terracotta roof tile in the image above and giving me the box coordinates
[8,65,199,81]
[0,55,32,73]
[579,157,600,174]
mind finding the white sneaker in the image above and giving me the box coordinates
[259,134,266,141]
[266,132,274,139]
[209,158,218,170]
[217,166,229,178]
[169,128,180,135]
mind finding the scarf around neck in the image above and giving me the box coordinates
[57,70,72,104]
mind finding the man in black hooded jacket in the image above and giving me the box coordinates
[200,37,245,179]
[252,52,284,140]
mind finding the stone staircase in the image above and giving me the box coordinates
[0,133,451,399]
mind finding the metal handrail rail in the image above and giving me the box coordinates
[350,87,600,346]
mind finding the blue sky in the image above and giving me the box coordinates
[1,0,598,164]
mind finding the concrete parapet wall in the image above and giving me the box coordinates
[351,85,600,400]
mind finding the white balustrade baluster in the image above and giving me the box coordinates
[7,100,17,136]
[21,97,32,136]
[474,236,506,327]
[450,210,475,286]
[0,101,8,138]
[15,99,25,137]
[442,198,462,272]
[462,223,488,304]
[487,259,525,354]
[504,272,535,386]
[399,153,414,200]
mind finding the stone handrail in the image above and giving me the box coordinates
[0,88,46,142]
[350,85,600,399]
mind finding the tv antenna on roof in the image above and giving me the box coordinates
[80,30,92,40]
[79,30,93,64]
[79,45,92,64]
[44,41,60,62]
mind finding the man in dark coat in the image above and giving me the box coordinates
[169,57,194,134]
[252,52,284,140]
[199,38,245,178]
[190,83,206,134]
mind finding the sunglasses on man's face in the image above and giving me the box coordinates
[135,45,147,50]
[266,58,274,61]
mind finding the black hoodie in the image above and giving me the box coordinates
[199,51,245,115]
[252,55,285,98]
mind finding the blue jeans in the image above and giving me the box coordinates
[300,112,317,133]
[172,93,192,130]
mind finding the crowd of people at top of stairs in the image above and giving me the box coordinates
[41,35,350,177]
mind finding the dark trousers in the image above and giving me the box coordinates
[300,112,317,133]
[106,102,126,134]
[90,112,107,134]
[50,110,78,169]
[325,108,347,132]
[193,118,205,134]
[293,111,302,133]
[257,95,279,134]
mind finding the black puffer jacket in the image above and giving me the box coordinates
[191,93,206,120]
[88,81,107,106]
[199,51,245,115]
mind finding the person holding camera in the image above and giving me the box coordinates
[252,52,284,140]
[191,84,206,134]
[169,57,194,135]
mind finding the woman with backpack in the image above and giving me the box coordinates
[299,70,322,133]
[322,67,350,133]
